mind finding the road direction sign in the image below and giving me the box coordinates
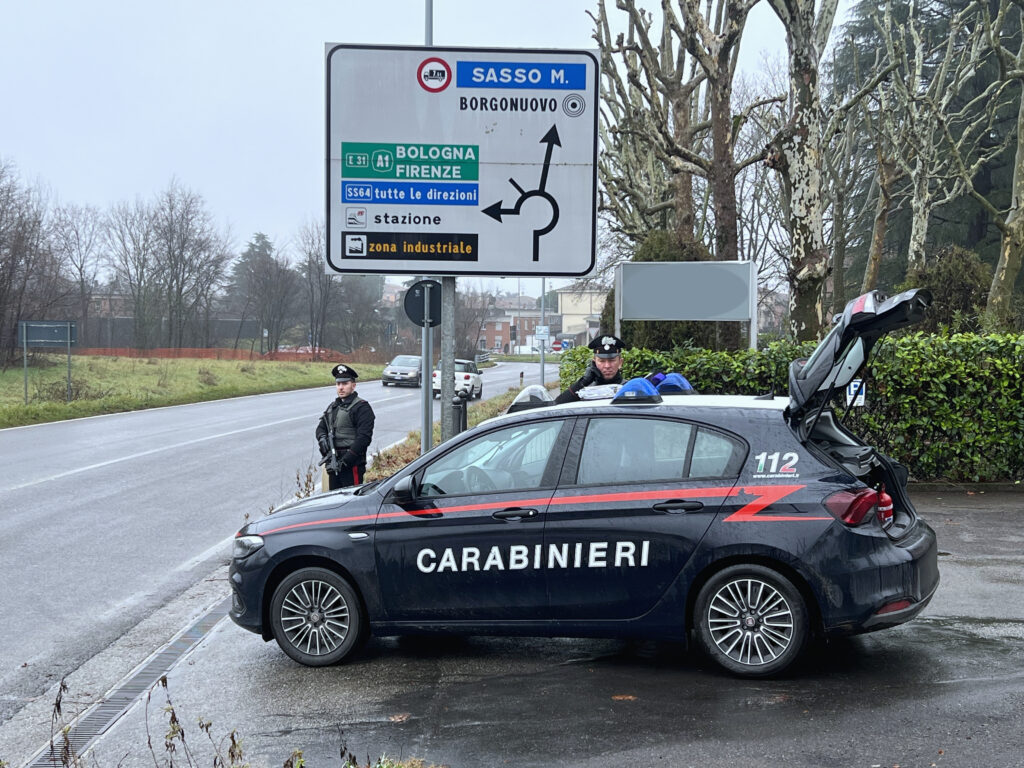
[326,45,599,277]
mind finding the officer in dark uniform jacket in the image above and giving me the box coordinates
[316,363,376,489]
[554,334,627,404]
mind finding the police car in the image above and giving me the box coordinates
[229,288,938,677]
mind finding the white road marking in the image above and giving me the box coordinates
[4,395,414,493]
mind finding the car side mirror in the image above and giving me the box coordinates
[390,474,416,504]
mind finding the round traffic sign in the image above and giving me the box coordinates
[404,279,442,327]
[552,340,562,351]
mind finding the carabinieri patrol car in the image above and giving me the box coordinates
[229,288,938,677]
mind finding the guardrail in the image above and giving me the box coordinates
[474,352,491,363]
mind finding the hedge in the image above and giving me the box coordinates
[559,334,1024,483]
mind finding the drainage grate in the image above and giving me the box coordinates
[25,596,230,768]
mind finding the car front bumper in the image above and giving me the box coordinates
[383,372,418,385]
[228,551,271,638]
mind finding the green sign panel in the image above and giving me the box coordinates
[342,142,479,181]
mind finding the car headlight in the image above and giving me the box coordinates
[233,534,264,559]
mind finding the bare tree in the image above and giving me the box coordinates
[763,0,900,338]
[823,84,872,313]
[454,283,494,359]
[593,0,780,262]
[105,198,162,349]
[955,0,1024,329]
[763,0,841,340]
[331,274,385,354]
[0,162,70,367]
[873,1,999,274]
[151,181,229,348]
[296,219,337,358]
[592,0,707,248]
[52,203,103,346]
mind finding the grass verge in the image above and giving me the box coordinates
[0,355,384,429]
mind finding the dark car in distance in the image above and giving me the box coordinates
[381,354,422,387]
[230,289,938,677]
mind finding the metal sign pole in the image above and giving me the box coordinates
[441,276,455,441]
[419,2,436,456]
[23,328,28,405]
[66,320,72,402]
[540,277,546,385]
[749,260,758,351]
[420,282,433,455]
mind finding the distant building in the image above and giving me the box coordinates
[556,284,608,344]
[480,308,561,353]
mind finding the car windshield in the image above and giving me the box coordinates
[418,420,564,496]
[391,356,420,366]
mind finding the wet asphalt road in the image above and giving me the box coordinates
[17,490,1024,768]
[0,362,545,762]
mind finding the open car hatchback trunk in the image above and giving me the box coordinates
[786,288,933,538]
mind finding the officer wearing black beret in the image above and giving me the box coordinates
[315,363,376,489]
[554,334,627,404]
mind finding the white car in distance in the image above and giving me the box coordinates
[432,359,482,399]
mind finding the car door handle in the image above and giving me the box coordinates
[652,500,704,513]
[492,507,539,520]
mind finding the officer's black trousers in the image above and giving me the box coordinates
[327,464,365,490]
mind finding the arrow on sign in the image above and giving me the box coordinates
[482,125,561,262]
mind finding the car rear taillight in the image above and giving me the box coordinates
[462,374,470,380]
[876,599,911,615]
[824,488,879,526]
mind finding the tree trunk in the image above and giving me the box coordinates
[709,81,740,262]
[985,88,1024,329]
[862,156,896,293]
[780,49,828,341]
[832,182,847,315]
[671,97,697,249]
[906,156,931,273]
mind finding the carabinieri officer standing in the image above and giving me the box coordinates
[316,363,376,489]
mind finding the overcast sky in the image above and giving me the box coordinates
[1,0,805,293]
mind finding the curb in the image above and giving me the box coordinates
[909,482,1023,493]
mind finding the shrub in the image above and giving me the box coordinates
[560,334,1024,483]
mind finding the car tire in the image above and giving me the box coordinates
[475,385,482,399]
[694,564,807,678]
[382,381,388,387]
[270,567,366,667]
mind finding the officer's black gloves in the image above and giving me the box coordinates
[317,437,330,456]
[338,451,356,469]
[573,365,599,392]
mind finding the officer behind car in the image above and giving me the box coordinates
[316,364,376,489]
[554,334,627,404]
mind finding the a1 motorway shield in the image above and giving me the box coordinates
[326,44,598,276]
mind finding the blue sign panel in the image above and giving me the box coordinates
[456,61,587,90]
[342,181,479,206]
[17,320,77,347]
